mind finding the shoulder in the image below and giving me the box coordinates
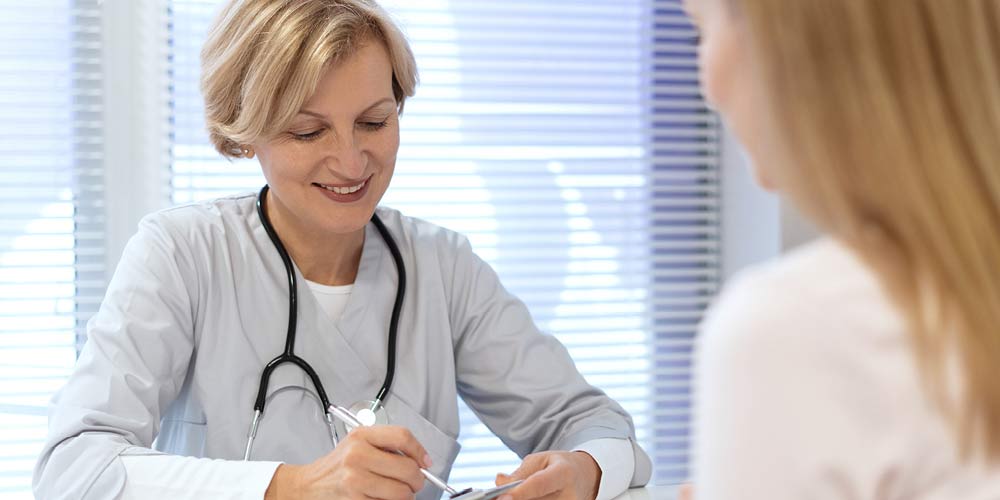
[136,193,258,246]
[373,205,472,256]
[699,238,905,373]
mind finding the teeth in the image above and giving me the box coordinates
[319,179,366,195]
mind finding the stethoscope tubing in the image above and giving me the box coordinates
[245,185,404,459]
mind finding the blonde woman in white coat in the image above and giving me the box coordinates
[32,1,651,499]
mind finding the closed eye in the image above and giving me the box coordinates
[359,120,389,131]
[291,129,324,141]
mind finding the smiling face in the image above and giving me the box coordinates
[252,39,400,238]
[684,0,777,190]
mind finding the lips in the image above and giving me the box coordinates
[312,175,372,203]
[315,178,367,194]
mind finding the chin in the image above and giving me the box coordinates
[317,207,377,234]
[752,167,779,192]
[316,216,372,236]
[742,148,779,192]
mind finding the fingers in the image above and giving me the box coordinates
[512,468,562,500]
[350,469,417,500]
[360,446,426,493]
[503,461,564,500]
[336,426,428,494]
[496,472,517,486]
[358,426,433,469]
[678,483,694,500]
[496,453,545,485]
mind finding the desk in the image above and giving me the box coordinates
[612,485,679,500]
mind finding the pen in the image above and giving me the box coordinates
[328,405,461,496]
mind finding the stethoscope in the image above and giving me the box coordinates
[244,184,406,460]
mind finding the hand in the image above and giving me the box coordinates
[264,425,432,500]
[494,451,601,500]
[678,483,693,500]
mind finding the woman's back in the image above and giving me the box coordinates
[693,238,1000,499]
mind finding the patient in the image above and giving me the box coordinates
[684,0,1000,498]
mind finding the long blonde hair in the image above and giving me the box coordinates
[200,0,418,158]
[734,0,1000,459]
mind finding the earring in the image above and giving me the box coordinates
[242,147,255,159]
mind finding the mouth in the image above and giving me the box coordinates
[312,176,372,203]
[315,177,368,194]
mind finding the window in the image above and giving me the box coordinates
[0,0,103,495]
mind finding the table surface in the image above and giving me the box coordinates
[612,485,679,500]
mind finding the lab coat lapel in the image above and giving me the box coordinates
[242,213,298,367]
[295,221,388,408]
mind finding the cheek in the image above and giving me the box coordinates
[256,143,320,178]
[369,127,400,167]
[698,28,781,191]
[698,29,737,111]
[253,147,279,185]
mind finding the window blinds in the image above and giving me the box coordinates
[649,0,720,480]
[0,0,103,495]
[170,0,717,487]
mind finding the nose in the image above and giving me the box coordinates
[327,132,367,179]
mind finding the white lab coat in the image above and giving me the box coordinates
[33,193,651,499]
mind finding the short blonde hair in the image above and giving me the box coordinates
[200,0,418,158]
[733,0,1000,459]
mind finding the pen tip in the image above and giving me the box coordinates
[449,488,473,499]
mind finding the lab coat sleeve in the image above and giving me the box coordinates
[33,214,203,499]
[445,235,651,488]
[573,438,634,500]
[120,455,280,499]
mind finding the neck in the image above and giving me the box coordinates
[265,189,366,286]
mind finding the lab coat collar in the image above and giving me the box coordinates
[245,204,389,408]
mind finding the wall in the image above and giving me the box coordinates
[719,124,820,280]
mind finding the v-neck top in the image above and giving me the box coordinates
[305,280,354,324]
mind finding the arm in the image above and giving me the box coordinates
[32,215,278,499]
[122,455,280,499]
[445,235,650,496]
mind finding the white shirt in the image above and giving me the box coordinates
[119,280,633,500]
[305,280,354,324]
[693,238,1000,499]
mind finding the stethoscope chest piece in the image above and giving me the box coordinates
[341,399,390,433]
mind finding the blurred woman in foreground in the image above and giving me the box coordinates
[686,0,1000,498]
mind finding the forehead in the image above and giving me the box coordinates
[683,0,721,20]
[301,41,395,113]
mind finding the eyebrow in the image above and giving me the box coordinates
[298,97,396,120]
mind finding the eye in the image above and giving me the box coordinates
[688,29,702,46]
[359,120,389,131]
[291,129,324,141]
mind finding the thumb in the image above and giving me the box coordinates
[678,483,694,500]
[495,472,516,487]
[495,454,545,486]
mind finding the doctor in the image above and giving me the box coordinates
[32,0,651,499]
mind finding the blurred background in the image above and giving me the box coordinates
[0,0,813,497]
